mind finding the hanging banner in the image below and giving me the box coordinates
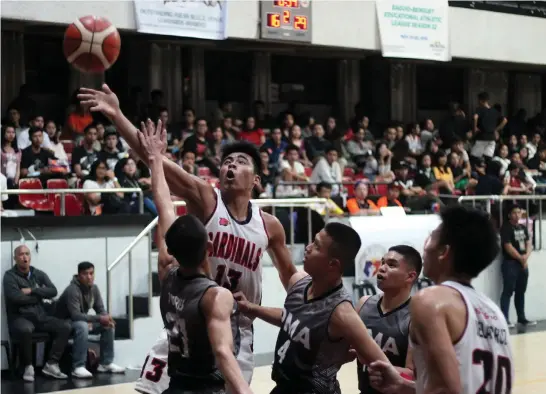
[134,0,227,40]
[375,0,451,61]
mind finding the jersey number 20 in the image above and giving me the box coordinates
[473,349,512,394]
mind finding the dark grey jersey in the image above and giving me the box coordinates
[160,269,240,391]
[271,275,353,394]
[357,294,411,394]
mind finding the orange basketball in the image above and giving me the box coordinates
[63,16,121,74]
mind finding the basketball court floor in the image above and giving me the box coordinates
[2,324,545,394]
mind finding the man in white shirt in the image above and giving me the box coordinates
[277,144,308,197]
[310,146,342,195]
[0,173,8,212]
[17,114,52,150]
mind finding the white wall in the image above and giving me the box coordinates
[3,1,546,64]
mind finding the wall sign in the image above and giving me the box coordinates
[134,0,227,40]
[260,0,312,43]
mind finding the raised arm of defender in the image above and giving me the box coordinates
[78,85,216,221]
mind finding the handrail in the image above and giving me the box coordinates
[1,187,144,215]
[106,197,327,340]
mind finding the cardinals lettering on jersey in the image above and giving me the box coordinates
[208,231,263,272]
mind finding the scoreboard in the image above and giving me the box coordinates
[260,0,312,43]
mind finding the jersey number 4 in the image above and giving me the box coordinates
[215,265,242,291]
[276,339,291,364]
[473,349,512,394]
[140,356,166,383]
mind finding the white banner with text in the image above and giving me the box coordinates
[375,0,451,61]
[134,0,227,40]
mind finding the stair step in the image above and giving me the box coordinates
[126,293,151,318]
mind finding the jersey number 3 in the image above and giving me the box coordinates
[215,265,242,291]
[473,349,512,394]
[140,356,166,383]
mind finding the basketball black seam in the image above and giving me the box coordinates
[87,17,96,72]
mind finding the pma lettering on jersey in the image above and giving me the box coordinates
[281,309,311,350]
[208,232,263,271]
[477,321,508,346]
[368,329,400,356]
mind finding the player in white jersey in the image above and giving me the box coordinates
[368,205,514,394]
[79,84,297,389]
[135,330,170,394]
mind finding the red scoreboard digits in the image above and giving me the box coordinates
[266,0,309,31]
[262,0,311,42]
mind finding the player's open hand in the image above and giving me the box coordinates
[78,84,120,118]
[368,360,404,394]
[138,119,167,161]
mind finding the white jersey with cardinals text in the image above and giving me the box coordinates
[411,281,514,394]
[206,188,269,380]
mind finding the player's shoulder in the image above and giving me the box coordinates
[287,271,309,290]
[201,285,234,309]
[260,210,285,241]
[412,285,464,316]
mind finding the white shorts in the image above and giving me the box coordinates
[135,327,254,394]
[471,140,496,158]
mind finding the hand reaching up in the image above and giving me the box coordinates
[78,84,120,118]
[138,119,167,161]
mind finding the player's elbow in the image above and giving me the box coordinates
[212,344,235,365]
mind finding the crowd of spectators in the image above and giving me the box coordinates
[2,86,546,218]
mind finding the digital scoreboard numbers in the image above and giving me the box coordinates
[260,0,312,43]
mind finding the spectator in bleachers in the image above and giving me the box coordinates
[83,159,129,215]
[3,245,70,381]
[262,128,287,169]
[346,127,375,170]
[179,150,198,176]
[5,107,23,135]
[99,128,126,171]
[508,134,519,154]
[492,144,511,176]
[508,152,536,188]
[432,150,456,194]
[2,125,21,189]
[276,145,308,198]
[45,121,68,163]
[305,124,330,163]
[475,159,503,196]
[414,153,439,191]
[56,261,125,378]
[526,131,541,159]
[406,122,424,159]
[183,118,219,176]
[65,101,94,144]
[209,126,228,167]
[503,162,533,195]
[449,151,475,193]
[256,146,278,198]
[286,125,312,167]
[281,113,295,139]
[93,122,106,150]
[471,92,507,161]
[310,182,344,217]
[376,182,404,209]
[346,181,379,216]
[383,127,397,149]
[17,114,51,150]
[375,142,395,183]
[20,127,57,178]
[158,107,177,146]
[181,108,197,142]
[527,145,546,182]
[72,124,100,179]
[239,116,265,146]
[310,146,342,195]
[116,157,157,216]
[519,146,530,167]
[420,118,437,146]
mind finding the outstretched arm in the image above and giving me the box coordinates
[138,120,177,282]
[201,287,253,394]
[78,85,216,220]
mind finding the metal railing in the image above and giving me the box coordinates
[458,194,546,250]
[1,188,145,215]
[106,197,327,340]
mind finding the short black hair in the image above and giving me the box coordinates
[165,214,209,268]
[285,144,299,154]
[325,146,338,154]
[78,261,94,273]
[388,245,422,278]
[439,205,499,278]
[478,92,490,102]
[317,182,332,193]
[221,141,261,174]
[29,127,43,138]
[84,124,97,134]
[324,222,362,269]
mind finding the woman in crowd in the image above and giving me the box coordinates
[1,124,21,208]
[83,159,129,215]
[115,157,158,216]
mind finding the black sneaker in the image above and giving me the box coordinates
[518,319,537,326]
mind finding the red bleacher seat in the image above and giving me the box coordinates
[198,167,211,177]
[61,140,74,154]
[54,194,83,216]
[304,167,313,177]
[343,168,355,177]
[18,178,53,211]
[46,179,69,206]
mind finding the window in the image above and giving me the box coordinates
[416,65,464,110]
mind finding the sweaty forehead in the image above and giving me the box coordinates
[225,152,251,162]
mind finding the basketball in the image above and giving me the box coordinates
[63,15,121,74]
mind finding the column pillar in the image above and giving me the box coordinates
[513,73,542,117]
[189,47,206,116]
[1,31,26,113]
[251,52,272,113]
[390,63,416,123]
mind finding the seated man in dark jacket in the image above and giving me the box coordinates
[56,261,125,378]
[2,245,70,382]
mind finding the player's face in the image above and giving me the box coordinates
[303,230,337,276]
[422,225,448,281]
[220,152,259,192]
[376,251,416,291]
